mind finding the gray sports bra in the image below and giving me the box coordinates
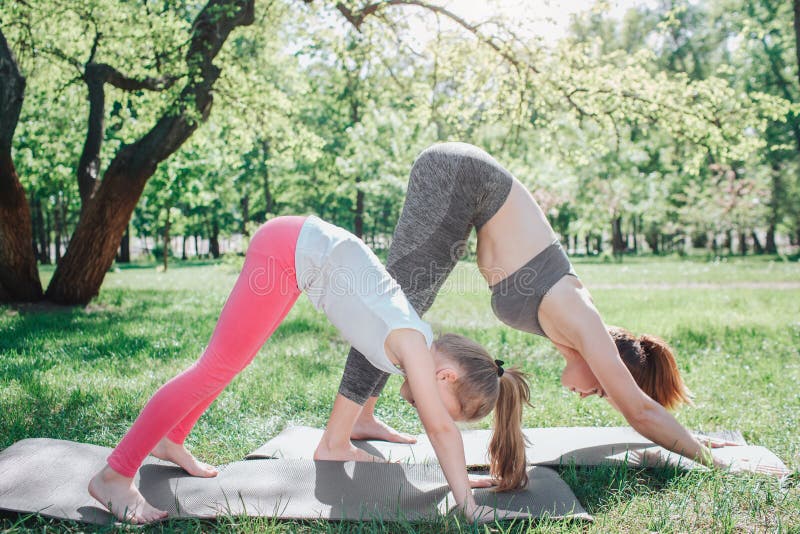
[489,241,577,338]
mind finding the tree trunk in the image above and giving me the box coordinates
[163,207,170,272]
[645,226,658,254]
[354,180,365,238]
[117,224,130,263]
[77,68,105,207]
[45,0,255,305]
[751,231,764,254]
[766,164,781,254]
[209,220,220,259]
[631,216,638,253]
[0,156,43,301]
[194,234,200,258]
[0,28,43,301]
[584,234,591,255]
[738,231,748,256]
[765,225,777,254]
[43,207,52,263]
[181,235,188,260]
[611,216,625,255]
[348,89,364,238]
[240,194,249,235]
[38,200,47,263]
[794,0,800,90]
[33,198,46,264]
[54,196,63,264]
[262,139,273,215]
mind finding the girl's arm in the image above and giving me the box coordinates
[386,329,477,510]
[386,329,520,521]
[541,286,716,467]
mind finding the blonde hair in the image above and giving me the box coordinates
[433,333,531,492]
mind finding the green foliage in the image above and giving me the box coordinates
[1,0,797,261]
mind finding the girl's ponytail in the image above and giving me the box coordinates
[435,334,532,491]
[488,366,531,491]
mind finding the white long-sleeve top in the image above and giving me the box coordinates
[294,215,433,375]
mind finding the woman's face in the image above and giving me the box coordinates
[561,354,605,399]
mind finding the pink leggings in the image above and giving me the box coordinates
[107,216,306,477]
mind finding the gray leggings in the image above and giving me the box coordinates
[338,142,514,404]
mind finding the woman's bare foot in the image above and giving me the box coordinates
[88,465,168,524]
[350,415,417,444]
[314,439,385,462]
[151,437,218,477]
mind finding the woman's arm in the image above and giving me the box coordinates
[553,339,716,466]
[541,286,716,467]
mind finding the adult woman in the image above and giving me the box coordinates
[328,142,750,472]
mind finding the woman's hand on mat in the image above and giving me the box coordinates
[712,454,790,477]
[693,434,741,448]
[467,474,498,488]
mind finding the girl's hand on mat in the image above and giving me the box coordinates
[467,474,498,488]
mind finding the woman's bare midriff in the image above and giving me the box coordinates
[476,178,559,286]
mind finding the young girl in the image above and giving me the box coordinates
[88,215,531,524]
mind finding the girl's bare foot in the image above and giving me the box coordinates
[88,465,168,524]
[151,437,218,477]
[350,415,417,444]
[314,440,385,462]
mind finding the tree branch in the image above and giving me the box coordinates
[46,0,256,305]
[795,0,800,91]
[109,0,255,179]
[335,0,536,76]
[77,62,180,206]
[0,29,25,156]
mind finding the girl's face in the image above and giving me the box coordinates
[400,374,464,421]
[561,354,605,399]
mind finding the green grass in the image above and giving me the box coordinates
[2,257,799,532]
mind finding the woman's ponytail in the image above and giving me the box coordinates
[638,334,693,410]
[610,326,692,410]
[488,366,531,492]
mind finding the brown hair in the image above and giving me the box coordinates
[608,326,693,410]
[433,333,531,492]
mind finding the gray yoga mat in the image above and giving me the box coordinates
[247,426,785,472]
[0,438,590,525]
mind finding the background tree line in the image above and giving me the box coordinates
[0,0,797,306]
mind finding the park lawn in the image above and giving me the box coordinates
[1,257,799,532]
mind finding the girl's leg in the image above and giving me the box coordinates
[107,216,305,477]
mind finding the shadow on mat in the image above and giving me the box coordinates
[313,460,450,521]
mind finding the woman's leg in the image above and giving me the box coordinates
[372,142,512,395]
[336,144,478,412]
[90,216,305,522]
